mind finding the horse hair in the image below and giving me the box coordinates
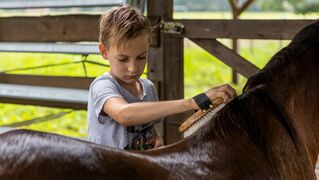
[202,20,319,165]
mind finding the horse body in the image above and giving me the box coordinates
[0,129,280,179]
[0,21,318,179]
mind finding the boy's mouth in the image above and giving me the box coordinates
[125,75,138,79]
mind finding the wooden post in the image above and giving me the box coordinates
[147,0,185,144]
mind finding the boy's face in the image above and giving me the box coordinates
[99,34,149,86]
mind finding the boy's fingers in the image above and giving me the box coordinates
[205,85,237,104]
[212,97,223,106]
[205,91,229,103]
[213,84,237,99]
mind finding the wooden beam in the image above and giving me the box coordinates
[178,19,316,40]
[0,74,94,89]
[0,15,100,42]
[0,16,315,41]
[190,38,260,78]
[147,0,185,144]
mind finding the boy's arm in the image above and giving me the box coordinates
[102,84,236,126]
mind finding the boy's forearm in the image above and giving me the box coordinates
[117,98,196,126]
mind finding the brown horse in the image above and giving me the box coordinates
[0,21,319,180]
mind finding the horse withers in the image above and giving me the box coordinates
[0,21,319,179]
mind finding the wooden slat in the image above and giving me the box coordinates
[147,0,186,144]
[0,74,94,89]
[178,19,316,40]
[0,17,316,41]
[0,15,100,42]
[190,38,260,78]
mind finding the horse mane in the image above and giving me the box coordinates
[244,20,319,90]
[210,86,298,154]
[199,21,319,164]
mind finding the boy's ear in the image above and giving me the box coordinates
[99,43,108,60]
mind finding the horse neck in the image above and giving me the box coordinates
[268,47,319,166]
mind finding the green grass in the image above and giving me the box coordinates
[0,11,312,137]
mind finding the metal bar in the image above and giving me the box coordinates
[0,42,100,54]
[0,60,83,73]
[0,83,89,104]
[0,0,125,9]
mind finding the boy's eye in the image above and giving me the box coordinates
[118,58,128,62]
[137,56,146,60]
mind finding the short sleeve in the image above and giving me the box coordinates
[145,79,159,101]
[89,78,123,117]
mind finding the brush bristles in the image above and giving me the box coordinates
[182,103,225,138]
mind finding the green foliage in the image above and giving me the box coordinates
[294,3,319,14]
[174,0,230,11]
[257,0,319,13]
[174,0,319,13]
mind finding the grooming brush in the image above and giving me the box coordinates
[178,98,225,138]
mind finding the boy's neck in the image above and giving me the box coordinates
[110,73,143,98]
[122,81,143,98]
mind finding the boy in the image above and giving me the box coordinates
[87,5,236,150]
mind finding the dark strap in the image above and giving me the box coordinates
[192,93,213,111]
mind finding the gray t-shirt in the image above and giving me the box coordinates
[87,72,159,149]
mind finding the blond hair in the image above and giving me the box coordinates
[99,5,151,48]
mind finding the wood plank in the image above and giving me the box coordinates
[0,74,94,89]
[0,17,316,41]
[190,38,260,78]
[161,34,185,144]
[178,19,316,40]
[147,0,186,144]
[0,15,100,42]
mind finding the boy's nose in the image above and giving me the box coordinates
[128,63,137,72]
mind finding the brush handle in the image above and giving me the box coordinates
[178,97,223,134]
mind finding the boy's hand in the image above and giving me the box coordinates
[205,84,237,106]
[154,136,164,148]
[153,129,164,148]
